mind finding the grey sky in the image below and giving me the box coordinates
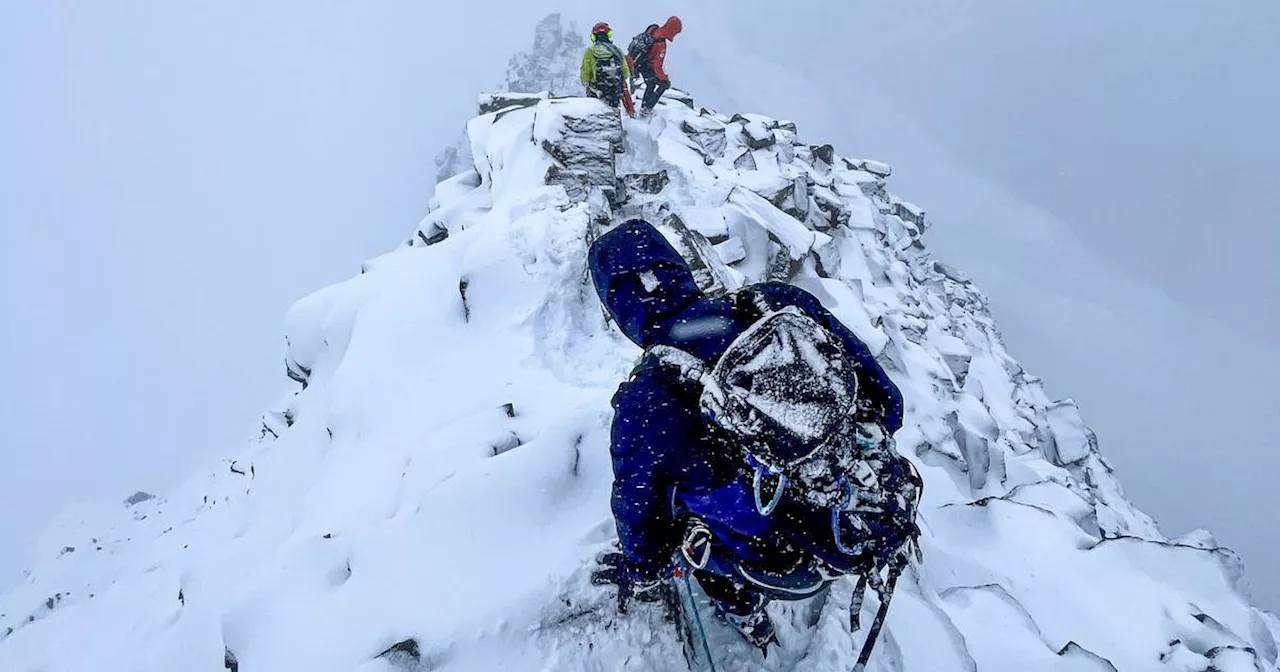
[3,0,1276,610]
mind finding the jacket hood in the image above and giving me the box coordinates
[653,16,683,41]
[588,219,702,348]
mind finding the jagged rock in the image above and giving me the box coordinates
[844,157,893,178]
[491,431,522,456]
[776,139,796,165]
[742,121,776,150]
[943,352,972,387]
[811,144,835,165]
[622,171,670,195]
[769,120,798,134]
[734,150,758,171]
[943,409,992,491]
[893,198,927,229]
[458,278,471,323]
[680,118,727,162]
[501,13,584,97]
[812,187,848,230]
[124,491,155,506]
[224,647,239,672]
[1045,399,1094,465]
[478,92,547,116]
[1205,645,1266,670]
[683,208,730,242]
[661,214,734,296]
[536,100,622,202]
[558,110,623,139]
[416,222,449,246]
[934,260,972,284]
[285,357,311,387]
[663,88,695,109]
[1057,642,1119,671]
[544,164,593,202]
[770,176,810,220]
[376,638,420,670]
[763,238,802,282]
[714,237,747,265]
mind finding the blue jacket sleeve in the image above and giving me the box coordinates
[755,283,905,433]
[608,360,702,577]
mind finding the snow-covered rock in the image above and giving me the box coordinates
[434,14,582,185]
[501,13,584,99]
[2,62,1277,672]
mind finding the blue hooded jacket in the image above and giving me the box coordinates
[588,219,905,583]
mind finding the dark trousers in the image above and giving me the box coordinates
[694,569,765,617]
[591,86,622,109]
[640,71,671,111]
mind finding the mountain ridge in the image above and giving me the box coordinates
[1,19,1275,672]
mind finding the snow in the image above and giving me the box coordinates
[3,69,1278,672]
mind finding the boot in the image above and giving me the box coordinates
[723,606,779,654]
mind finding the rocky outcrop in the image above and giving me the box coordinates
[536,99,624,203]
[502,13,584,98]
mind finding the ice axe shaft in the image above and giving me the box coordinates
[852,564,902,672]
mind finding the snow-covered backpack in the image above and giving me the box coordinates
[594,45,625,98]
[627,27,658,73]
[651,292,920,667]
[669,299,922,571]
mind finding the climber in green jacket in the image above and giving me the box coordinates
[581,22,636,117]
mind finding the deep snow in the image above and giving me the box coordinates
[6,2,1277,615]
[2,80,1276,671]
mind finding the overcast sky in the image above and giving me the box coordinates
[2,1,1276,609]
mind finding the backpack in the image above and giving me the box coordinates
[643,285,919,666]
[594,45,625,98]
[627,26,658,72]
[655,293,922,570]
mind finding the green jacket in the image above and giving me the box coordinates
[581,42,630,87]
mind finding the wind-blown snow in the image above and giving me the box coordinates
[3,82,1277,672]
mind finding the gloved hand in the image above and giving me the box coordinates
[590,550,665,613]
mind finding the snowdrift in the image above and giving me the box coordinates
[3,85,1278,672]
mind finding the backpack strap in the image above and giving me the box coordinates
[647,344,708,389]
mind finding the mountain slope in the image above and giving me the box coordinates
[3,82,1278,672]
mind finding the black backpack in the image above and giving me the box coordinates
[654,291,921,668]
[653,295,922,566]
[594,45,625,98]
[627,26,658,72]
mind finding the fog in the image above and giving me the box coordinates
[709,1,1280,607]
[2,1,1276,608]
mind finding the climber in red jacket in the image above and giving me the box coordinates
[626,17,683,117]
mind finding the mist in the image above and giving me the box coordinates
[2,0,1276,609]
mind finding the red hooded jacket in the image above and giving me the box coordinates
[632,16,683,81]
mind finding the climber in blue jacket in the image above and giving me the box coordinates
[587,218,919,653]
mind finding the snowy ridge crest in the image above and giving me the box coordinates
[3,83,1279,672]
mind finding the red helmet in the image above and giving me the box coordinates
[591,22,613,42]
